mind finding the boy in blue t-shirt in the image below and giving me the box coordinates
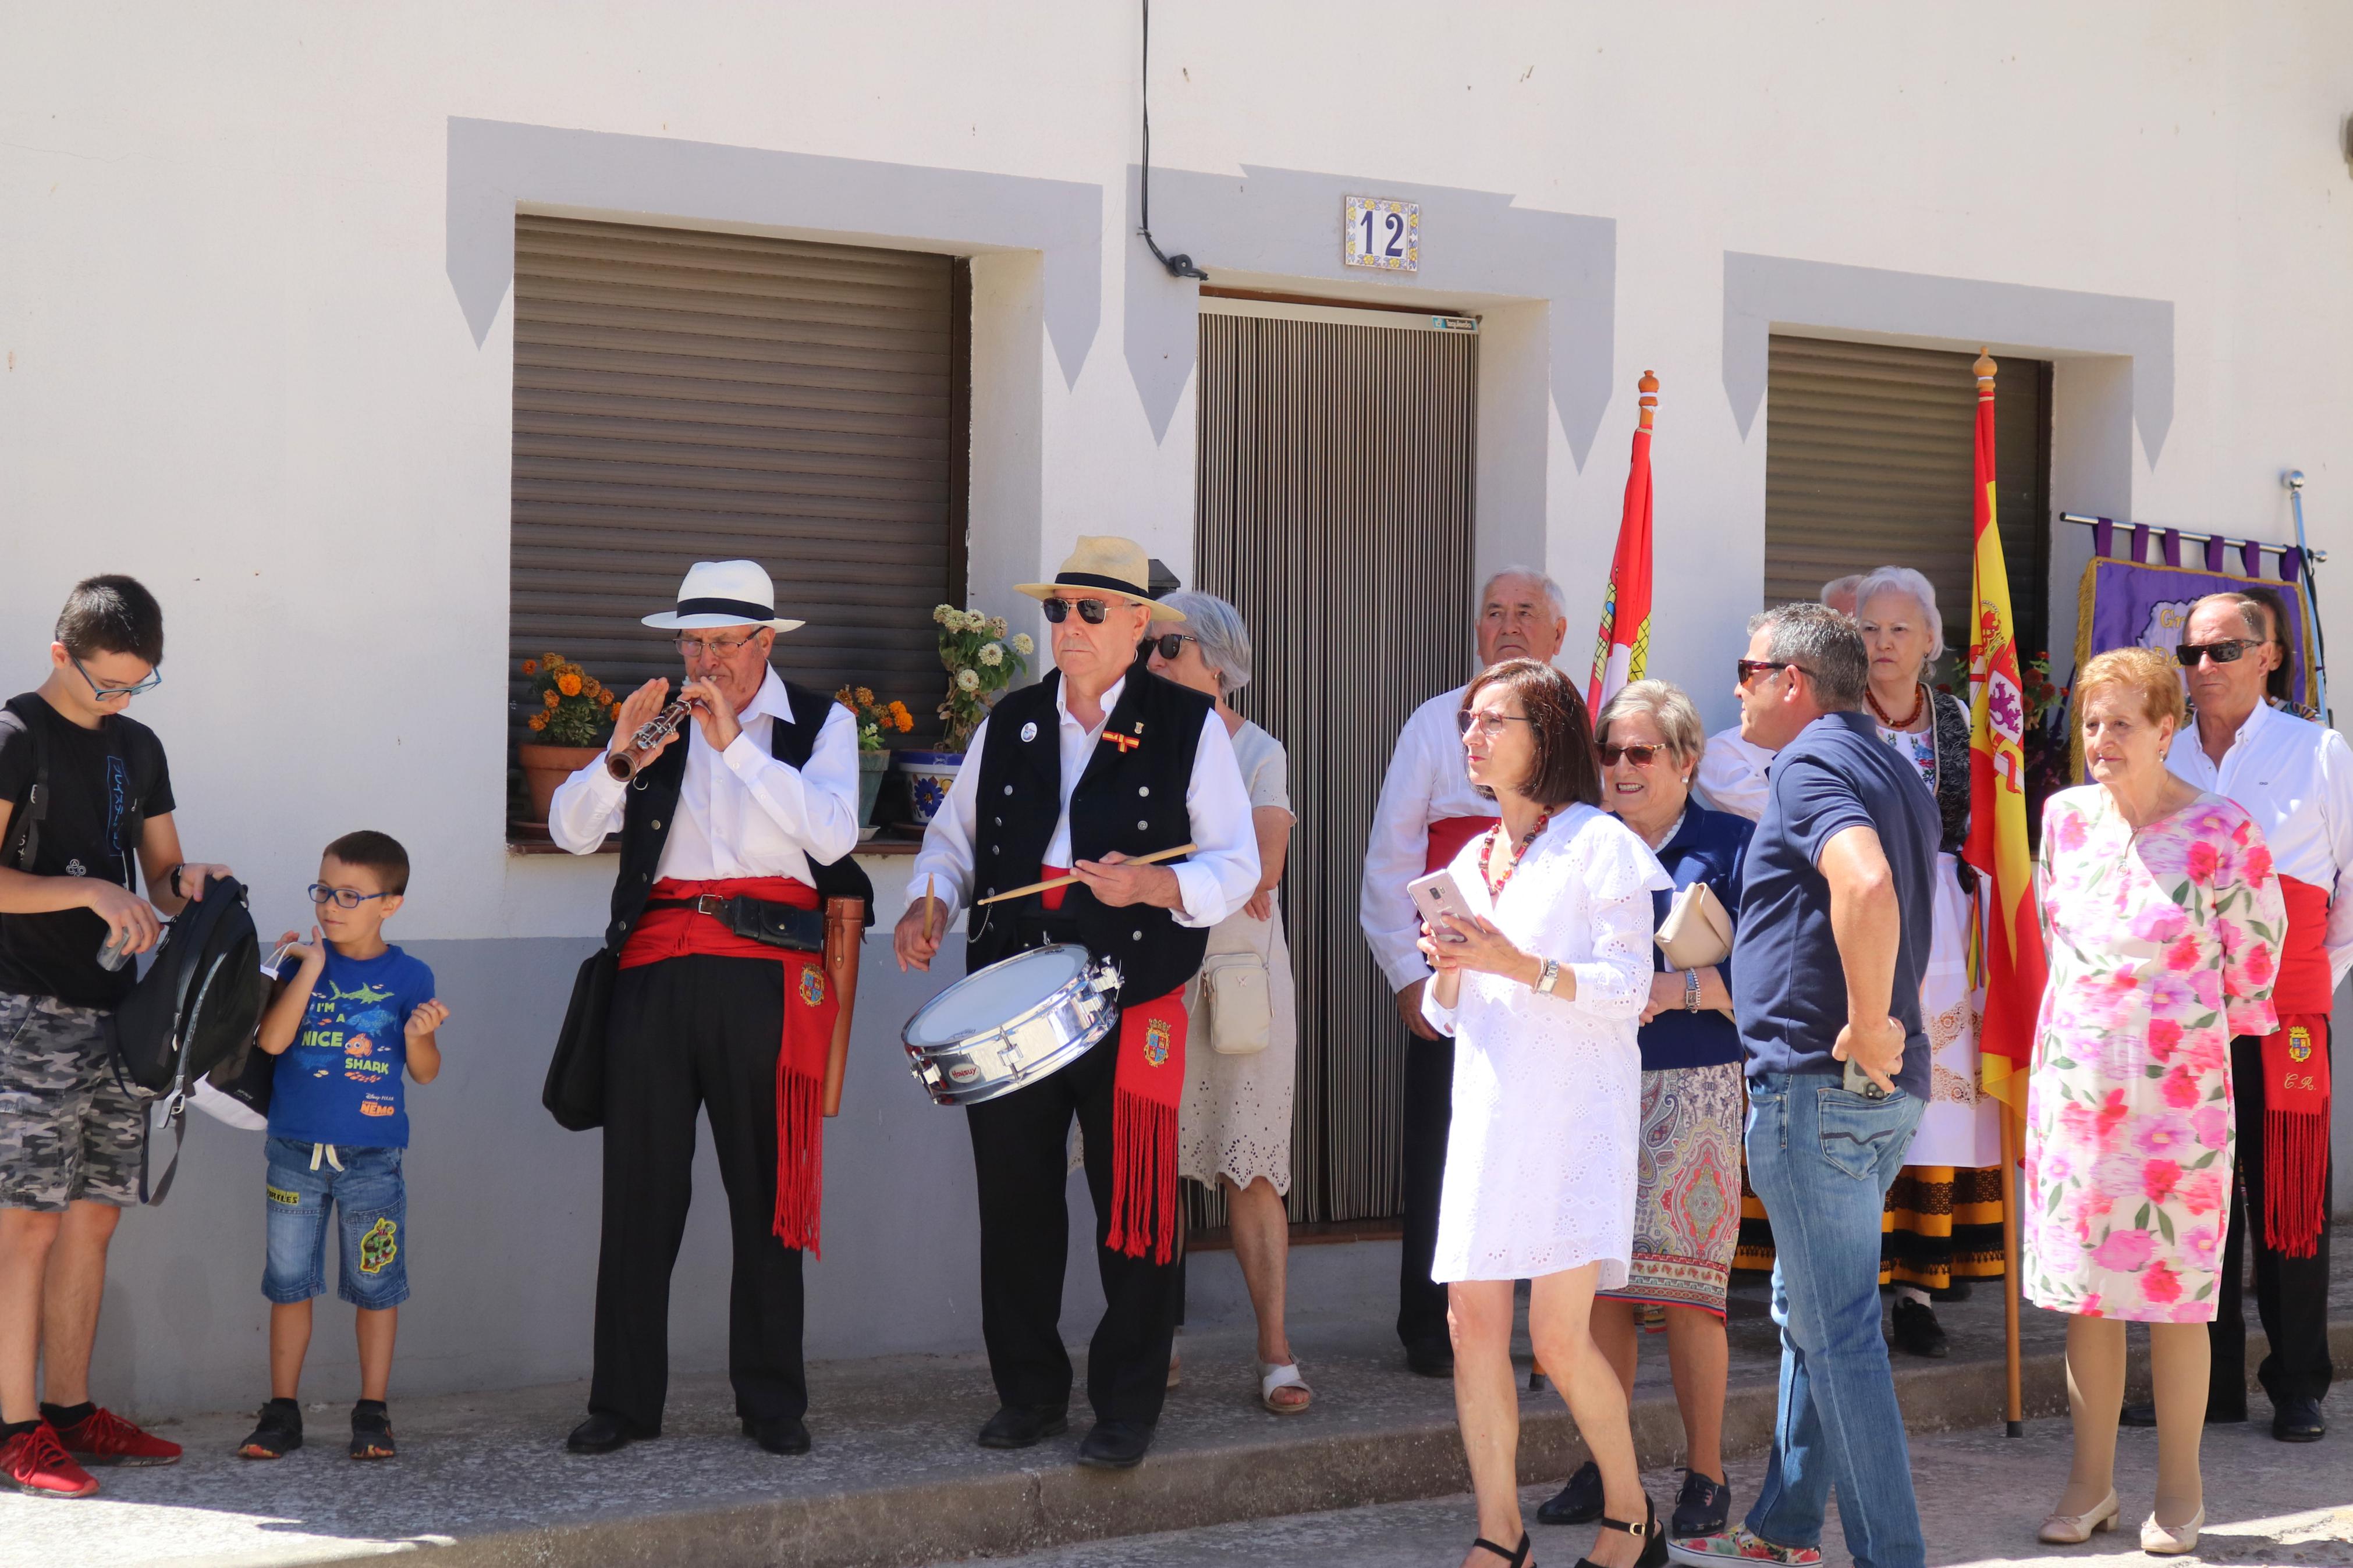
[236,830,446,1463]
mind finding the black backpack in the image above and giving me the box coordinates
[116,874,267,1201]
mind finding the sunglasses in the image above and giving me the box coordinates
[73,657,161,702]
[1736,659,1807,689]
[2174,639,2262,667]
[1145,632,1200,660]
[1041,597,1114,625]
[1598,743,1663,767]
[308,883,395,910]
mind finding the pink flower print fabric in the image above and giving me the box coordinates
[2021,786,2283,1322]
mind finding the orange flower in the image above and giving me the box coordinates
[528,713,548,731]
[521,659,538,675]
[543,689,560,709]
[556,672,583,698]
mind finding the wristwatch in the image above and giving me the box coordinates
[1534,958,1562,996]
[1684,968,1702,1012]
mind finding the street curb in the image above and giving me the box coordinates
[424,1319,2350,1567]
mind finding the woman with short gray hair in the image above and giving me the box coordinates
[1147,591,1308,1413]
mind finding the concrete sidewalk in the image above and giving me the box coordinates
[3,1245,2343,1568]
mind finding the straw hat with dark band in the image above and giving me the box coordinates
[1014,536,1186,622]
[640,560,806,633]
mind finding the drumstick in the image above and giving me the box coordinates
[975,844,1200,906]
[922,874,936,944]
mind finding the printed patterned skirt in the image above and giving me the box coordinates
[1600,1061,1744,1315]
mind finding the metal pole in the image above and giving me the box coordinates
[2286,470,2331,726]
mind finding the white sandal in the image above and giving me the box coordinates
[1258,1360,1312,1413]
[2037,1488,2119,1543]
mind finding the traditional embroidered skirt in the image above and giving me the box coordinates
[1600,1061,1744,1315]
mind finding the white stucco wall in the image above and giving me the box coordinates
[5,3,2351,1408]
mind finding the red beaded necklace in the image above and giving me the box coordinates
[1866,680,1928,730]
[1479,810,1552,899]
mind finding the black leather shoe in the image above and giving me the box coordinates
[1889,1297,1948,1359]
[1405,1338,1456,1378]
[977,1404,1068,1450]
[1670,1468,1731,1537]
[2273,1395,2327,1442]
[1077,1418,1155,1469]
[1535,1459,1602,1525]
[565,1413,651,1454]
[741,1414,811,1455]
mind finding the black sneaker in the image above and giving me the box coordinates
[349,1400,396,1461]
[1890,1297,1948,1359]
[237,1399,303,1460]
[1536,1458,1602,1525]
[1672,1468,1731,1537]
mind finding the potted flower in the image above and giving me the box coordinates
[516,653,618,823]
[836,685,914,834]
[900,605,1033,824]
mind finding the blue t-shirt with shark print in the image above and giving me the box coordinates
[267,944,435,1148]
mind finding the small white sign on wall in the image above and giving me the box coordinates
[1343,195,1419,272]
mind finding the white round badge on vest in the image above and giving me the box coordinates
[1020,721,1038,743]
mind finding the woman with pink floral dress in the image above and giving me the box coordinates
[2024,648,2284,1556]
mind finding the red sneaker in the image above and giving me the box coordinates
[52,1405,182,1467]
[1,1422,100,1498]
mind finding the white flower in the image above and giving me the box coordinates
[956,667,981,691]
[990,616,1008,638]
[979,642,1004,666]
[954,609,981,632]
[932,603,954,624]
[1010,632,1035,656]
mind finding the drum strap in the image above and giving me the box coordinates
[622,876,838,1256]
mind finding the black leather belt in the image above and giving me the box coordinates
[645,894,825,954]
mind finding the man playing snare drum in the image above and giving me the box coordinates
[896,537,1258,1469]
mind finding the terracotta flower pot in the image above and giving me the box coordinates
[517,743,606,824]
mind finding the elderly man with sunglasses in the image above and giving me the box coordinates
[2139,593,2351,1445]
[547,560,869,1460]
[896,536,1258,1470]
[1360,566,1570,1378]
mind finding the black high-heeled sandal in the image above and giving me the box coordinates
[1471,1531,1532,1565]
[1576,1496,1665,1568]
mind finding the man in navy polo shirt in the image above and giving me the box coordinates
[1675,602,1939,1568]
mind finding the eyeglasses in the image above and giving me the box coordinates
[308,883,395,910]
[2175,639,2260,667]
[1041,597,1114,625]
[1457,710,1535,738]
[1145,632,1198,660]
[1736,659,1807,689]
[673,632,764,658]
[1598,743,1663,767]
[73,658,161,702]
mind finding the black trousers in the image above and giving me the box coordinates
[966,1026,1178,1425]
[590,954,805,1431]
[2212,1028,2334,1411]
[1397,1033,1454,1352]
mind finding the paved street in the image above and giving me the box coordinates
[957,1416,2351,1567]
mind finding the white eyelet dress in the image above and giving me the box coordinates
[1421,803,1670,1285]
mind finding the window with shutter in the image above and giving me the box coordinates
[507,214,966,830]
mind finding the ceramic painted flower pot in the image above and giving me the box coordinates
[896,749,966,826]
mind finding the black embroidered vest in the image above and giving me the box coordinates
[602,679,875,952]
[966,671,1212,1002]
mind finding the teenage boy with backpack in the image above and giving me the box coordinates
[0,575,232,1498]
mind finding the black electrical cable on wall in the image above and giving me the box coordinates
[1138,0,1206,281]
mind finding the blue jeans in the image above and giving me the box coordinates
[1743,1073,1926,1568]
[262,1137,409,1310]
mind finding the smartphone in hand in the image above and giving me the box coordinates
[1407,868,1478,943]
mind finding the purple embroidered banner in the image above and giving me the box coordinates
[2075,556,2317,709]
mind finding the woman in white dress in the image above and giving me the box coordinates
[1146,592,1310,1414]
[1418,659,1671,1568]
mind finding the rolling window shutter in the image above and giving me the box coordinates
[509,214,957,770]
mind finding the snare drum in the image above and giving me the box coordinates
[903,944,1123,1105]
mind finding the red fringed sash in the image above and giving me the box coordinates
[2262,878,2333,1258]
[1037,867,1186,1265]
[620,876,837,1257]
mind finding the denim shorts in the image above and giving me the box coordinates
[262,1136,409,1309]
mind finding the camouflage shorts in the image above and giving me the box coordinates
[0,990,144,1211]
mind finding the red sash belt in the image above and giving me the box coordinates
[621,876,837,1257]
[2260,877,2333,1257]
[1037,867,1186,1264]
[1426,815,1500,876]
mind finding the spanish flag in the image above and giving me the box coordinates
[1962,351,2047,1110]
[1588,372,1658,713]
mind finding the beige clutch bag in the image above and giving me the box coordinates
[1655,880,1734,970]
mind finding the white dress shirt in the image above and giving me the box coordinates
[2166,699,2353,987]
[905,675,1259,933]
[1359,684,1496,994]
[1694,724,1774,822]
[548,666,863,883]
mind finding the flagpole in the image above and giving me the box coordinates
[1979,348,2027,1439]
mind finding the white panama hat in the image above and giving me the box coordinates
[1013,536,1186,623]
[640,560,805,633]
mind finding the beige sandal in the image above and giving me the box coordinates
[2036,1488,2118,1543]
[1258,1360,1312,1413]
